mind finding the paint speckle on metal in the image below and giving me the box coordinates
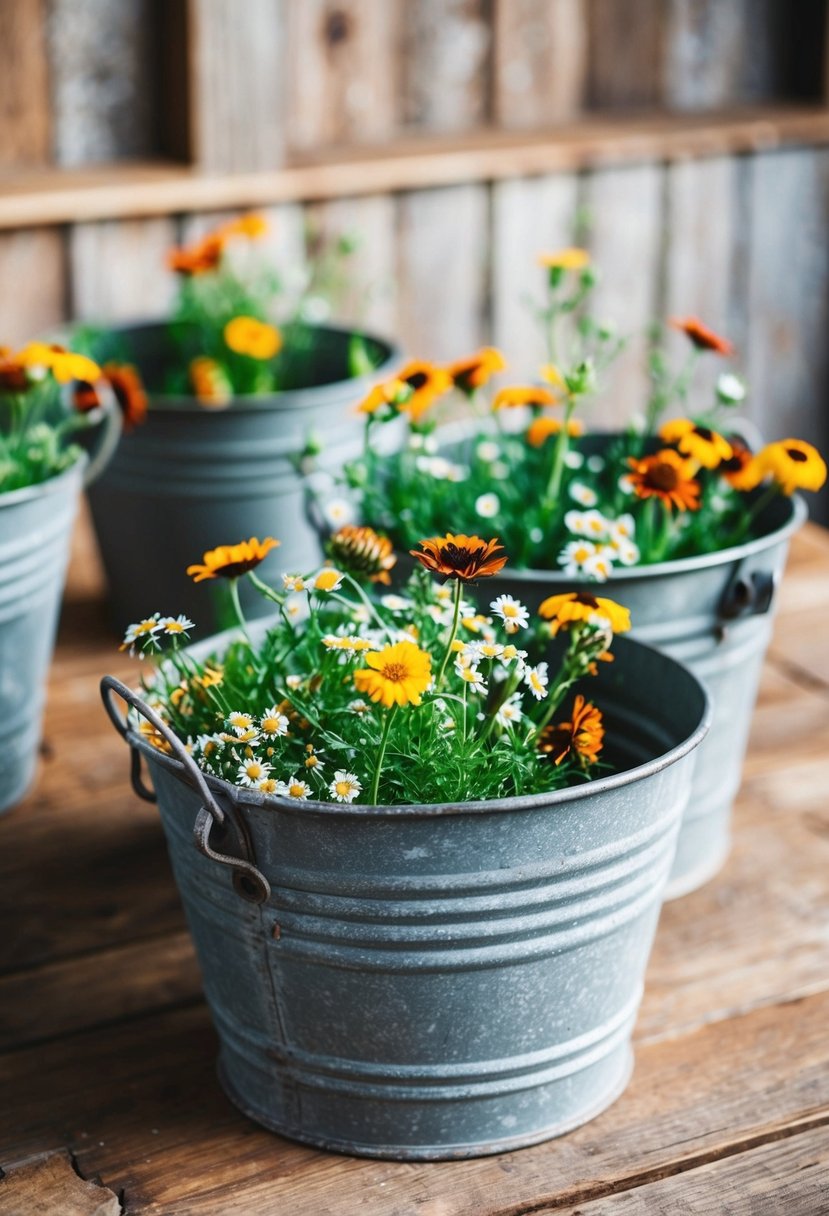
[104,633,709,1159]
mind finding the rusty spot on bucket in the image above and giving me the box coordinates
[272,922,282,940]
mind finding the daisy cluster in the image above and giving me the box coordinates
[126,528,630,808]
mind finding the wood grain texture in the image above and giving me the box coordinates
[0,0,51,168]
[68,218,178,323]
[304,195,398,335]
[587,0,665,108]
[0,1151,120,1216]
[0,227,65,344]
[285,0,399,152]
[187,0,284,171]
[396,184,489,358]
[493,0,587,127]
[491,171,581,377]
[551,1124,829,1214]
[1,107,829,229]
[399,0,492,133]
[582,162,663,424]
[662,0,747,111]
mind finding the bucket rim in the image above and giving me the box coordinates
[130,633,711,819]
[78,318,402,414]
[0,452,86,511]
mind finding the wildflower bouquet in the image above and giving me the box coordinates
[125,526,632,807]
[79,213,384,410]
[339,249,826,579]
[0,340,115,493]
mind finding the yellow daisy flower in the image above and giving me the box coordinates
[353,641,432,709]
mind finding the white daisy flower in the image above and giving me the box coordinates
[490,594,529,634]
[475,492,500,518]
[408,432,425,450]
[260,707,289,737]
[284,596,303,619]
[447,463,469,483]
[237,757,272,787]
[564,509,591,536]
[348,699,370,714]
[524,662,549,701]
[322,498,356,528]
[618,474,635,495]
[158,614,195,637]
[381,594,412,613]
[351,603,371,625]
[456,663,488,694]
[496,694,524,727]
[565,451,585,469]
[559,539,599,576]
[490,461,510,480]
[613,540,640,567]
[581,509,610,539]
[227,712,255,737]
[529,527,544,544]
[499,644,528,672]
[466,640,504,662]
[423,435,438,454]
[583,550,614,581]
[195,733,224,761]
[286,674,303,690]
[586,455,605,473]
[569,482,598,507]
[121,614,162,655]
[258,778,280,794]
[329,770,362,803]
[313,568,344,593]
[608,514,636,545]
[282,573,306,592]
[716,372,746,404]
[276,777,311,800]
[476,440,500,462]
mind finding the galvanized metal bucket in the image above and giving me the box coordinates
[477,495,804,901]
[86,321,400,636]
[102,631,709,1159]
[0,402,122,814]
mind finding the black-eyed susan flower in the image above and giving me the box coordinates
[167,230,226,275]
[102,363,147,430]
[223,315,282,360]
[187,537,279,582]
[221,213,269,241]
[353,640,432,708]
[328,524,397,585]
[411,533,508,582]
[627,450,701,512]
[659,418,732,469]
[356,378,408,416]
[190,356,232,407]
[670,316,734,356]
[447,347,507,394]
[329,770,363,803]
[526,416,584,446]
[396,361,453,423]
[0,348,34,392]
[539,696,604,767]
[538,592,631,636]
[493,385,556,412]
[754,439,827,496]
[538,248,590,271]
[720,437,762,491]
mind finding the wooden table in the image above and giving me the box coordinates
[2,514,829,1215]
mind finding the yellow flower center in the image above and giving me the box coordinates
[335,781,353,797]
[289,783,305,797]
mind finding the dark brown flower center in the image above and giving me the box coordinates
[406,371,428,391]
[648,462,680,491]
[694,425,714,442]
[573,593,600,609]
[786,447,808,462]
[442,543,478,570]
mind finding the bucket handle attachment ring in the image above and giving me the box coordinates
[719,567,779,624]
[100,676,271,904]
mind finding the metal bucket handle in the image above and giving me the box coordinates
[100,676,271,904]
[719,563,780,625]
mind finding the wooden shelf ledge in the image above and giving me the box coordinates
[1,105,828,229]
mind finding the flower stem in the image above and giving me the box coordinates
[247,570,283,605]
[369,705,397,805]
[544,399,576,508]
[435,577,463,692]
[228,578,251,645]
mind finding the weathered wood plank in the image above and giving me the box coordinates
[493,0,587,127]
[303,195,398,335]
[68,218,178,323]
[187,0,284,171]
[2,107,829,229]
[661,0,747,111]
[551,1124,829,1214]
[284,0,399,153]
[396,184,489,358]
[46,0,158,166]
[587,0,664,108]
[0,227,65,345]
[491,172,581,377]
[2,988,829,1213]
[582,163,663,424]
[0,1151,120,1216]
[0,0,51,168]
[400,0,492,133]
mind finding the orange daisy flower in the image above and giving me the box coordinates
[0,347,31,393]
[447,347,507,394]
[329,524,397,585]
[670,317,734,356]
[526,416,585,447]
[627,449,701,511]
[539,696,604,767]
[396,362,453,423]
[187,537,280,582]
[102,363,148,430]
[720,437,762,491]
[168,232,226,276]
[190,357,232,407]
[492,385,556,412]
[411,533,508,582]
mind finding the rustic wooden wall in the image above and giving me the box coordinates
[0,0,827,515]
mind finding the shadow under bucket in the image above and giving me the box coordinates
[102,630,709,1159]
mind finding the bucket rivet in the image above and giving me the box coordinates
[272,922,281,940]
